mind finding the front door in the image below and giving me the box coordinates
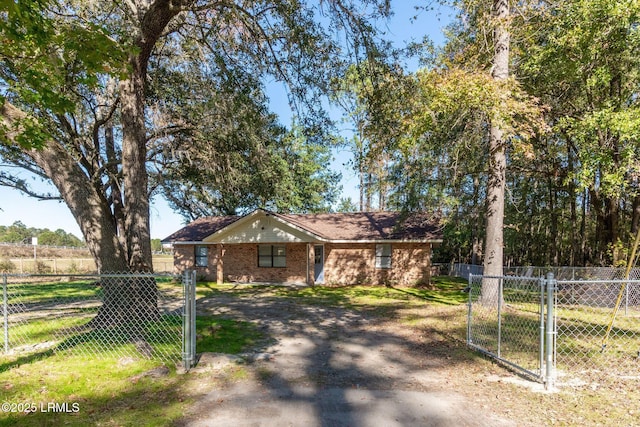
[314,245,324,284]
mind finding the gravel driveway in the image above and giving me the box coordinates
[178,287,522,427]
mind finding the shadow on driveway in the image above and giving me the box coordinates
[179,287,518,427]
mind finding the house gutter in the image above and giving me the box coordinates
[167,238,443,245]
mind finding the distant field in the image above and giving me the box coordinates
[0,245,174,274]
[0,243,90,258]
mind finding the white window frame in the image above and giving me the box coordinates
[258,245,286,268]
[195,245,209,267]
[375,243,392,269]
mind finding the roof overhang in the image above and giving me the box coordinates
[164,208,443,245]
[202,209,323,244]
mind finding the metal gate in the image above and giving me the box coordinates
[468,273,640,388]
[1,270,197,369]
[467,274,555,387]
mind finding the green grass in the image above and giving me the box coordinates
[0,353,187,426]
[197,276,469,312]
[3,275,639,426]
[196,317,264,354]
[8,276,180,305]
[0,312,263,426]
[7,280,100,305]
[3,313,185,365]
[4,315,93,350]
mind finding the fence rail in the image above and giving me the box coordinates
[0,242,87,250]
[1,258,175,274]
[453,263,640,281]
[467,273,640,388]
[1,272,196,368]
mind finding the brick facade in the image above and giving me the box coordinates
[322,243,431,286]
[173,241,432,286]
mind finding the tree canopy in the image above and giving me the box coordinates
[3,0,640,275]
[0,0,392,274]
[344,0,640,267]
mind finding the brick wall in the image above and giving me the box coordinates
[173,241,432,285]
[389,243,432,285]
[223,243,307,284]
[322,243,431,286]
[173,244,219,280]
[173,243,307,283]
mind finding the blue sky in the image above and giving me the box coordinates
[0,1,453,240]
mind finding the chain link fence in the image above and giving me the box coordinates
[467,273,640,388]
[555,278,640,384]
[467,275,547,382]
[453,263,640,281]
[1,272,195,367]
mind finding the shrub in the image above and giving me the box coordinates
[67,260,79,274]
[35,260,52,274]
[0,258,15,273]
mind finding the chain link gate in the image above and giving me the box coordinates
[553,277,640,382]
[468,273,640,388]
[1,271,198,369]
[467,274,556,388]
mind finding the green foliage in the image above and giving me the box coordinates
[1,0,392,275]
[518,0,640,199]
[0,0,127,149]
[340,0,640,266]
[0,221,83,246]
[159,119,341,218]
[335,197,359,212]
[151,239,163,253]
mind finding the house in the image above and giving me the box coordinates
[162,209,443,286]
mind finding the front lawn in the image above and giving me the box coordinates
[0,311,263,426]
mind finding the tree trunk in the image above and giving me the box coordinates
[120,57,153,273]
[471,175,483,264]
[481,0,510,306]
[2,0,184,327]
[1,101,129,273]
[92,0,185,324]
[590,188,620,265]
[580,188,589,265]
[567,143,578,265]
[548,174,559,265]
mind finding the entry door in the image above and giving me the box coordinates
[314,245,324,284]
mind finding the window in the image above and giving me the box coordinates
[258,245,286,268]
[375,244,392,269]
[195,245,208,267]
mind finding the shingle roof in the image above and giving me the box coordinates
[272,211,442,241]
[162,215,240,242]
[162,210,442,243]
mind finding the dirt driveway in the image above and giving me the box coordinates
[178,287,531,427]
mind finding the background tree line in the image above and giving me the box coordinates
[0,221,84,247]
[343,0,640,268]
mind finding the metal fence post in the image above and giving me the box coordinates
[467,274,473,346]
[545,272,556,389]
[182,270,197,370]
[3,273,8,354]
[539,276,546,379]
[497,277,503,358]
